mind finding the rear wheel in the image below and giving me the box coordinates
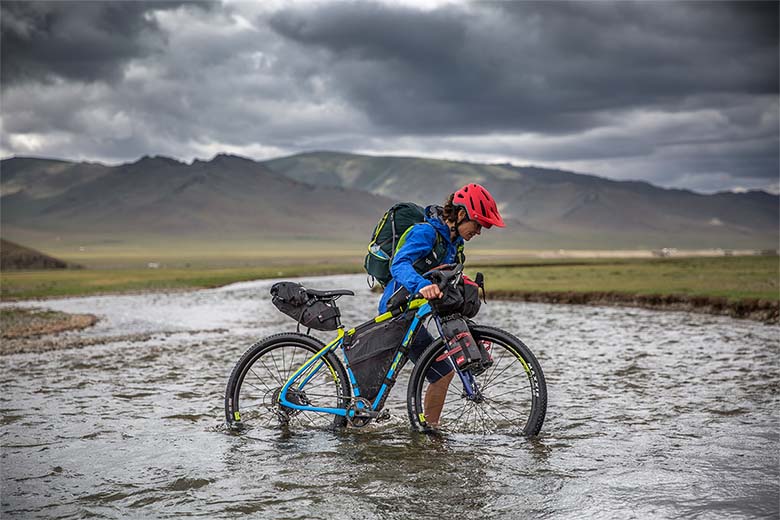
[407,325,547,436]
[225,333,350,431]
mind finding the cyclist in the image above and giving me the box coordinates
[378,183,505,427]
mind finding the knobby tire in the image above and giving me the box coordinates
[406,325,547,436]
[224,333,350,431]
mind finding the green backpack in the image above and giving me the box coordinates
[364,203,463,287]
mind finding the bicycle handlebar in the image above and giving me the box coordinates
[389,263,465,314]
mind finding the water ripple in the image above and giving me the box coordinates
[1,274,778,519]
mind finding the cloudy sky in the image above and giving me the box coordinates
[1,0,778,193]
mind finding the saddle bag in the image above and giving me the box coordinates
[270,281,341,331]
[343,313,415,402]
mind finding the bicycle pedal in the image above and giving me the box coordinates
[375,410,391,422]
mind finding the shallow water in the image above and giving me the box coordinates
[2,274,778,519]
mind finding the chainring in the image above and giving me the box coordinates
[346,397,374,427]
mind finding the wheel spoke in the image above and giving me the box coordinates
[268,350,286,382]
[482,398,522,425]
[411,333,545,436]
[484,384,530,402]
[473,405,492,434]
[258,356,284,386]
[480,353,504,386]
[447,402,472,430]
[243,378,270,396]
[247,368,277,394]
[230,340,346,431]
[481,359,516,389]
[484,397,529,419]
[477,404,502,432]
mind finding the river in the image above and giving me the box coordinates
[1,274,778,519]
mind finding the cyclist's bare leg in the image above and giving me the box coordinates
[424,371,455,427]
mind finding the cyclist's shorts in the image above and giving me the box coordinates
[409,327,453,383]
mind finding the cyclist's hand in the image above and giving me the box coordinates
[419,284,443,300]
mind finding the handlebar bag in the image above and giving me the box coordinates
[270,281,341,331]
[460,275,482,318]
[425,269,482,319]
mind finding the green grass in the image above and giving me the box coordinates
[2,255,777,303]
[2,235,369,269]
[0,263,363,300]
[470,255,779,302]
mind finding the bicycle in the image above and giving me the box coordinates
[224,265,547,435]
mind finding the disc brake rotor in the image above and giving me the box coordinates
[270,386,311,421]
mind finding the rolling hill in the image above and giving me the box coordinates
[267,152,778,248]
[1,152,777,254]
[0,239,72,270]
[2,154,394,240]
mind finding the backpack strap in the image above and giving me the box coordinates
[456,243,465,264]
[393,222,452,275]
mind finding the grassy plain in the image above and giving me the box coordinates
[470,255,779,302]
[0,262,363,300]
[2,252,777,302]
[20,237,368,269]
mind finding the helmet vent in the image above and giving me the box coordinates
[452,182,505,228]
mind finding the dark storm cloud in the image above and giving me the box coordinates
[268,1,778,134]
[1,1,777,193]
[0,1,212,85]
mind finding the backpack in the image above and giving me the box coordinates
[364,203,463,287]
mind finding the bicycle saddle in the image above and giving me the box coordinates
[305,288,355,299]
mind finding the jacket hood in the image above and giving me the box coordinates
[424,205,461,245]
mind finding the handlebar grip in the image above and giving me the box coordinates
[387,291,423,317]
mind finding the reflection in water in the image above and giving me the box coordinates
[1,274,778,519]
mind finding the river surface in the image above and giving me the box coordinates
[1,274,778,519]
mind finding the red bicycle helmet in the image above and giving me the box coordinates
[452,183,505,228]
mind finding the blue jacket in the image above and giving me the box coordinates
[378,206,465,313]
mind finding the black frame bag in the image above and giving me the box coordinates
[270,282,341,331]
[343,313,415,402]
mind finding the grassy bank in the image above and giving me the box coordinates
[2,256,777,321]
[0,262,363,300]
[469,255,779,322]
[1,307,97,337]
[471,255,779,302]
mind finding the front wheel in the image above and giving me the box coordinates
[407,325,547,436]
[225,333,350,431]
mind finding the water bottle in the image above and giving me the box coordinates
[369,243,389,259]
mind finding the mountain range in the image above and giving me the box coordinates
[2,151,777,253]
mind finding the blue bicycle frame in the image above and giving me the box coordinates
[277,298,478,420]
